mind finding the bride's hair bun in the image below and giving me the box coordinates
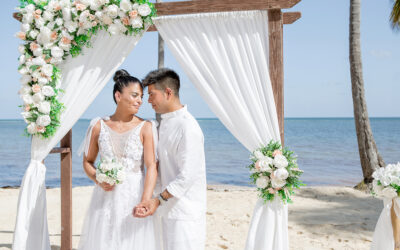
[112,69,143,104]
[113,69,131,82]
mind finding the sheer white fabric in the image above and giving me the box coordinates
[13,29,147,250]
[371,198,400,250]
[154,11,287,250]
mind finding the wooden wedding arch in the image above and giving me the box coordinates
[14,0,302,249]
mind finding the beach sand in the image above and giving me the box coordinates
[0,185,382,250]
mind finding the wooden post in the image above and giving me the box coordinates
[392,200,400,249]
[156,0,164,125]
[268,9,284,145]
[60,130,72,250]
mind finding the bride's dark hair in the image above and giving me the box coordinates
[113,69,143,104]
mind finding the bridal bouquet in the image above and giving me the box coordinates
[248,140,304,204]
[372,162,400,199]
[96,158,126,185]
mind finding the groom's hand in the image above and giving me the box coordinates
[133,198,160,218]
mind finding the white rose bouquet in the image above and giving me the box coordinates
[248,140,304,203]
[372,162,400,199]
[96,158,126,186]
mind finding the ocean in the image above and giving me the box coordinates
[0,118,399,188]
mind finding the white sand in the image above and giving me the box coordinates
[0,185,382,250]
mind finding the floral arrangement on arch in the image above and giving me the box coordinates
[372,162,400,200]
[16,0,156,138]
[248,140,304,204]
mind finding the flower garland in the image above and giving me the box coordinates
[372,162,400,200]
[16,0,156,138]
[248,140,304,204]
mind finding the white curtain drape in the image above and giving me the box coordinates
[13,28,147,250]
[371,198,400,250]
[153,11,288,250]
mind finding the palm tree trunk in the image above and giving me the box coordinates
[349,0,385,186]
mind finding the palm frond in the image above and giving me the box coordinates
[390,0,400,30]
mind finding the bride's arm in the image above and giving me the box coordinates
[141,121,158,202]
[83,121,100,184]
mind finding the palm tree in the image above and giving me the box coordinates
[349,0,385,188]
[390,0,400,29]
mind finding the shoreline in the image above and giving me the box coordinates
[0,185,381,250]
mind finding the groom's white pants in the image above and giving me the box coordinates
[161,216,206,250]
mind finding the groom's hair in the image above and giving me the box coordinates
[142,68,180,97]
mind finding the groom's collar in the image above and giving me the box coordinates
[161,105,187,120]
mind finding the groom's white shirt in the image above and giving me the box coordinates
[158,105,207,220]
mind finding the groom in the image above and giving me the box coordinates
[134,68,207,250]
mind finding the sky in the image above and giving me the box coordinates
[1,0,399,119]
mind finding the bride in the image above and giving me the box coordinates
[78,69,159,250]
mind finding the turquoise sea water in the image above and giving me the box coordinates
[0,118,399,187]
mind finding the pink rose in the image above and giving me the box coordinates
[272,150,282,157]
[51,31,58,40]
[76,3,87,11]
[30,42,39,51]
[16,32,26,40]
[55,5,62,11]
[129,10,138,19]
[61,37,71,44]
[37,126,46,133]
[35,9,42,15]
[268,188,276,194]
[255,160,261,171]
[31,84,41,93]
[24,105,31,112]
[122,17,130,26]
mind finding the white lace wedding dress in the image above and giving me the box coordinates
[78,118,159,250]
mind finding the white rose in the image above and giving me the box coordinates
[131,16,143,29]
[37,101,51,114]
[51,46,64,58]
[62,7,72,21]
[271,177,286,189]
[120,0,132,12]
[59,42,71,51]
[37,26,52,45]
[64,20,78,32]
[381,186,398,199]
[19,85,32,96]
[46,21,56,30]
[18,45,26,54]
[22,13,34,24]
[106,4,119,18]
[259,157,273,172]
[256,176,269,189]
[373,180,384,195]
[274,154,289,169]
[36,115,51,127]
[19,55,26,64]
[35,18,45,29]
[41,64,53,77]
[253,150,264,160]
[96,172,107,183]
[38,77,49,85]
[22,94,34,105]
[60,0,72,8]
[21,23,31,33]
[29,29,39,39]
[42,86,55,97]
[101,162,113,172]
[43,10,54,21]
[32,92,45,104]
[20,75,32,85]
[108,23,121,35]
[31,71,41,79]
[33,47,43,57]
[105,176,116,185]
[27,122,37,134]
[274,168,289,180]
[19,67,29,75]
[55,18,63,26]
[138,4,151,16]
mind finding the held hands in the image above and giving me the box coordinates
[98,181,115,192]
[133,198,160,218]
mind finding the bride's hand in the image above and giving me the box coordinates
[98,182,115,191]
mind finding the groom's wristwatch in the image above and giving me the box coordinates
[158,193,168,206]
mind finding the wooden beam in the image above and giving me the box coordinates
[268,9,284,145]
[155,0,300,16]
[60,130,72,250]
[49,147,71,154]
[146,11,301,32]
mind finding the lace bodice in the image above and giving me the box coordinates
[98,118,146,173]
